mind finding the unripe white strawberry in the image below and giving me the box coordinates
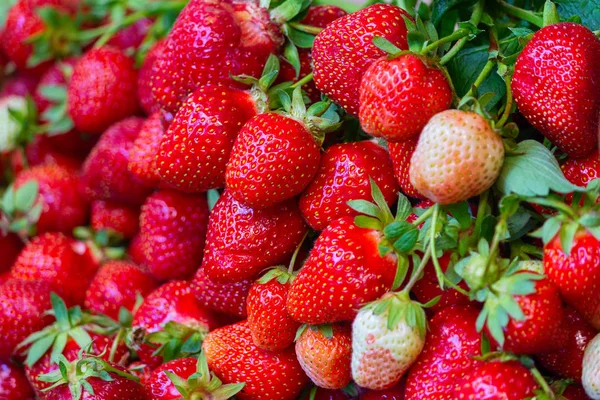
[583,332,600,399]
[0,96,27,152]
[351,292,425,390]
[409,109,504,204]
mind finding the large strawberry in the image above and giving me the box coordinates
[127,112,166,188]
[203,190,307,283]
[388,138,424,200]
[410,109,504,204]
[513,22,600,158]
[454,360,538,399]
[0,360,35,400]
[67,46,139,135]
[359,54,452,142]
[191,268,253,318]
[299,141,399,231]
[138,190,209,281]
[151,0,283,113]
[203,320,309,400]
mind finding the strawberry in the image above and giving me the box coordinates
[151,0,283,113]
[312,388,351,400]
[84,260,157,320]
[0,360,35,400]
[388,138,424,200]
[0,72,39,97]
[191,268,253,318]
[562,150,600,205]
[537,307,596,382]
[299,141,399,231]
[67,46,139,135]
[0,231,22,274]
[359,54,452,142]
[156,84,259,193]
[33,57,77,117]
[583,333,600,399]
[14,163,88,234]
[107,18,151,52]
[513,22,600,158]
[296,323,352,390]
[312,4,411,115]
[0,279,53,359]
[127,111,166,188]
[453,360,538,399]
[410,109,504,204]
[80,117,152,206]
[138,190,209,281]
[203,190,307,283]
[11,232,97,305]
[90,200,140,240]
[246,269,300,351]
[137,40,166,115]
[360,383,405,400]
[562,385,592,400]
[404,306,482,399]
[301,5,348,30]
[203,320,309,400]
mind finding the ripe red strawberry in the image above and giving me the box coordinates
[91,200,140,240]
[14,163,88,234]
[138,190,209,281]
[151,0,283,113]
[203,320,309,400]
[562,150,600,204]
[410,109,504,204]
[0,279,53,359]
[312,4,411,115]
[80,117,152,206]
[191,268,253,318]
[296,324,352,389]
[137,40,166,115]
[513,22,600,158]
[203,190,307,283]
[562,385,592,400]
[0,360,34,400]
[128,112,166,188]
[67,46,139,135]
[537,307,596,382]
[360,54,452,142]
[388,138,424,199]
[454,360,538,399]
[0,231,22,274]
[157,85,259,193]
[84,260,157,320]
[287,216,397,324]
[11,134,84,173]
[404,306,482,399]
[299,141,399,231]
[11,232,97,305]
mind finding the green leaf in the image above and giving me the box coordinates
[559,222,579,256]
[39,85,67,103]
[319,324,333,339]
[270,0,309,23]
[283,41,301,78]
[407,31,426,53]
[392,254,409,291]
[430,0,477,26]
[25,333,56,367]
[347,199,382,219]
[354,215,383,231]
[393,228,419,253]
[207,189,220,211]
[553,0,600,29]
[1,186,15,215]
[395,194,412,222]
[372,36,403,56]
[445,202,472,230]
[15,181,39,213]
[286,28,315,48]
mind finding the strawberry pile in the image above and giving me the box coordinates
[0,0,599,399]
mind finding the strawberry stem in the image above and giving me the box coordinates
[410,206,434,227]
[497,0,544,28]
[530,366,556,398]
[288,231,308,274]
[403,242,432,293]
[463,59,495,99]
[496,75,513,129]
[290,72,314,89]
[421,28,472,55]
[439,0,485,65]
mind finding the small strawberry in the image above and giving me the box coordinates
[359,54,452,142]
[513,22,600,158]
[299,141,399,231]
[301,5,348,30]
[583,333,600,399]
[137,40,166,115]
[0,360,35,400]
[138,190,209,281]
[127,111,166,188]
[454,360,538,399]
[388,138,424,200]
[312,4,411,115]
[296,323,352,390]
[203,190,307,283]
[191,268,253,318]
[203,320,309,400]
[410,109,504,204]
[67,46,139,135]
[90,200,140,240]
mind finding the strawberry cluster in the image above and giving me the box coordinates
[0,0,599,399]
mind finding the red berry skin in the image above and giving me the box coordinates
[287,216,397,324]
[537,307,596,382]
[151,0,283,113]
[562,385,592,400]
[11,233,98,305]
[84,260,157,320]
[203,320,309,400]
[138,190,209,281]
[80,117,153,206]
[512,23,600,158]
[359,54,452,142]
[67,46,140,135]
[157,85,258,193]
[454,360,538,399]
[226,113,321,209]
[0,360,35,400]
[544,230,600,328]
[91,200,140,240]
[0,280,53,359]
[128,112,166,188]
[203,191,308,283]
[0,72,39,97]
[15,164,88,235]
[191,268,253,318]
[33,57,78,114]
[137,40,166,115]
[315,389,351,400]
[247,279,300,351]
[144,358,197,400]
[388,139,425,199]
[299,141,399,231]
[562,150,600,187]
[361,382,405,399]
[0,231,23,274]
[107,17,151,52]
[405,306,483,400]
[312,4,411,116]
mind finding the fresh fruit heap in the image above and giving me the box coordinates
[0,0,599,399]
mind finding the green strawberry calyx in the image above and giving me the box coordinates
[232,54,281,114]
[143,321,209,363]
[0,180,42,240]
[295,323,334,342]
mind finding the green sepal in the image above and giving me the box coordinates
[270,0,311,24]
[542,0,561,26]
[372,36,403,56]
[145,321,208,363]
